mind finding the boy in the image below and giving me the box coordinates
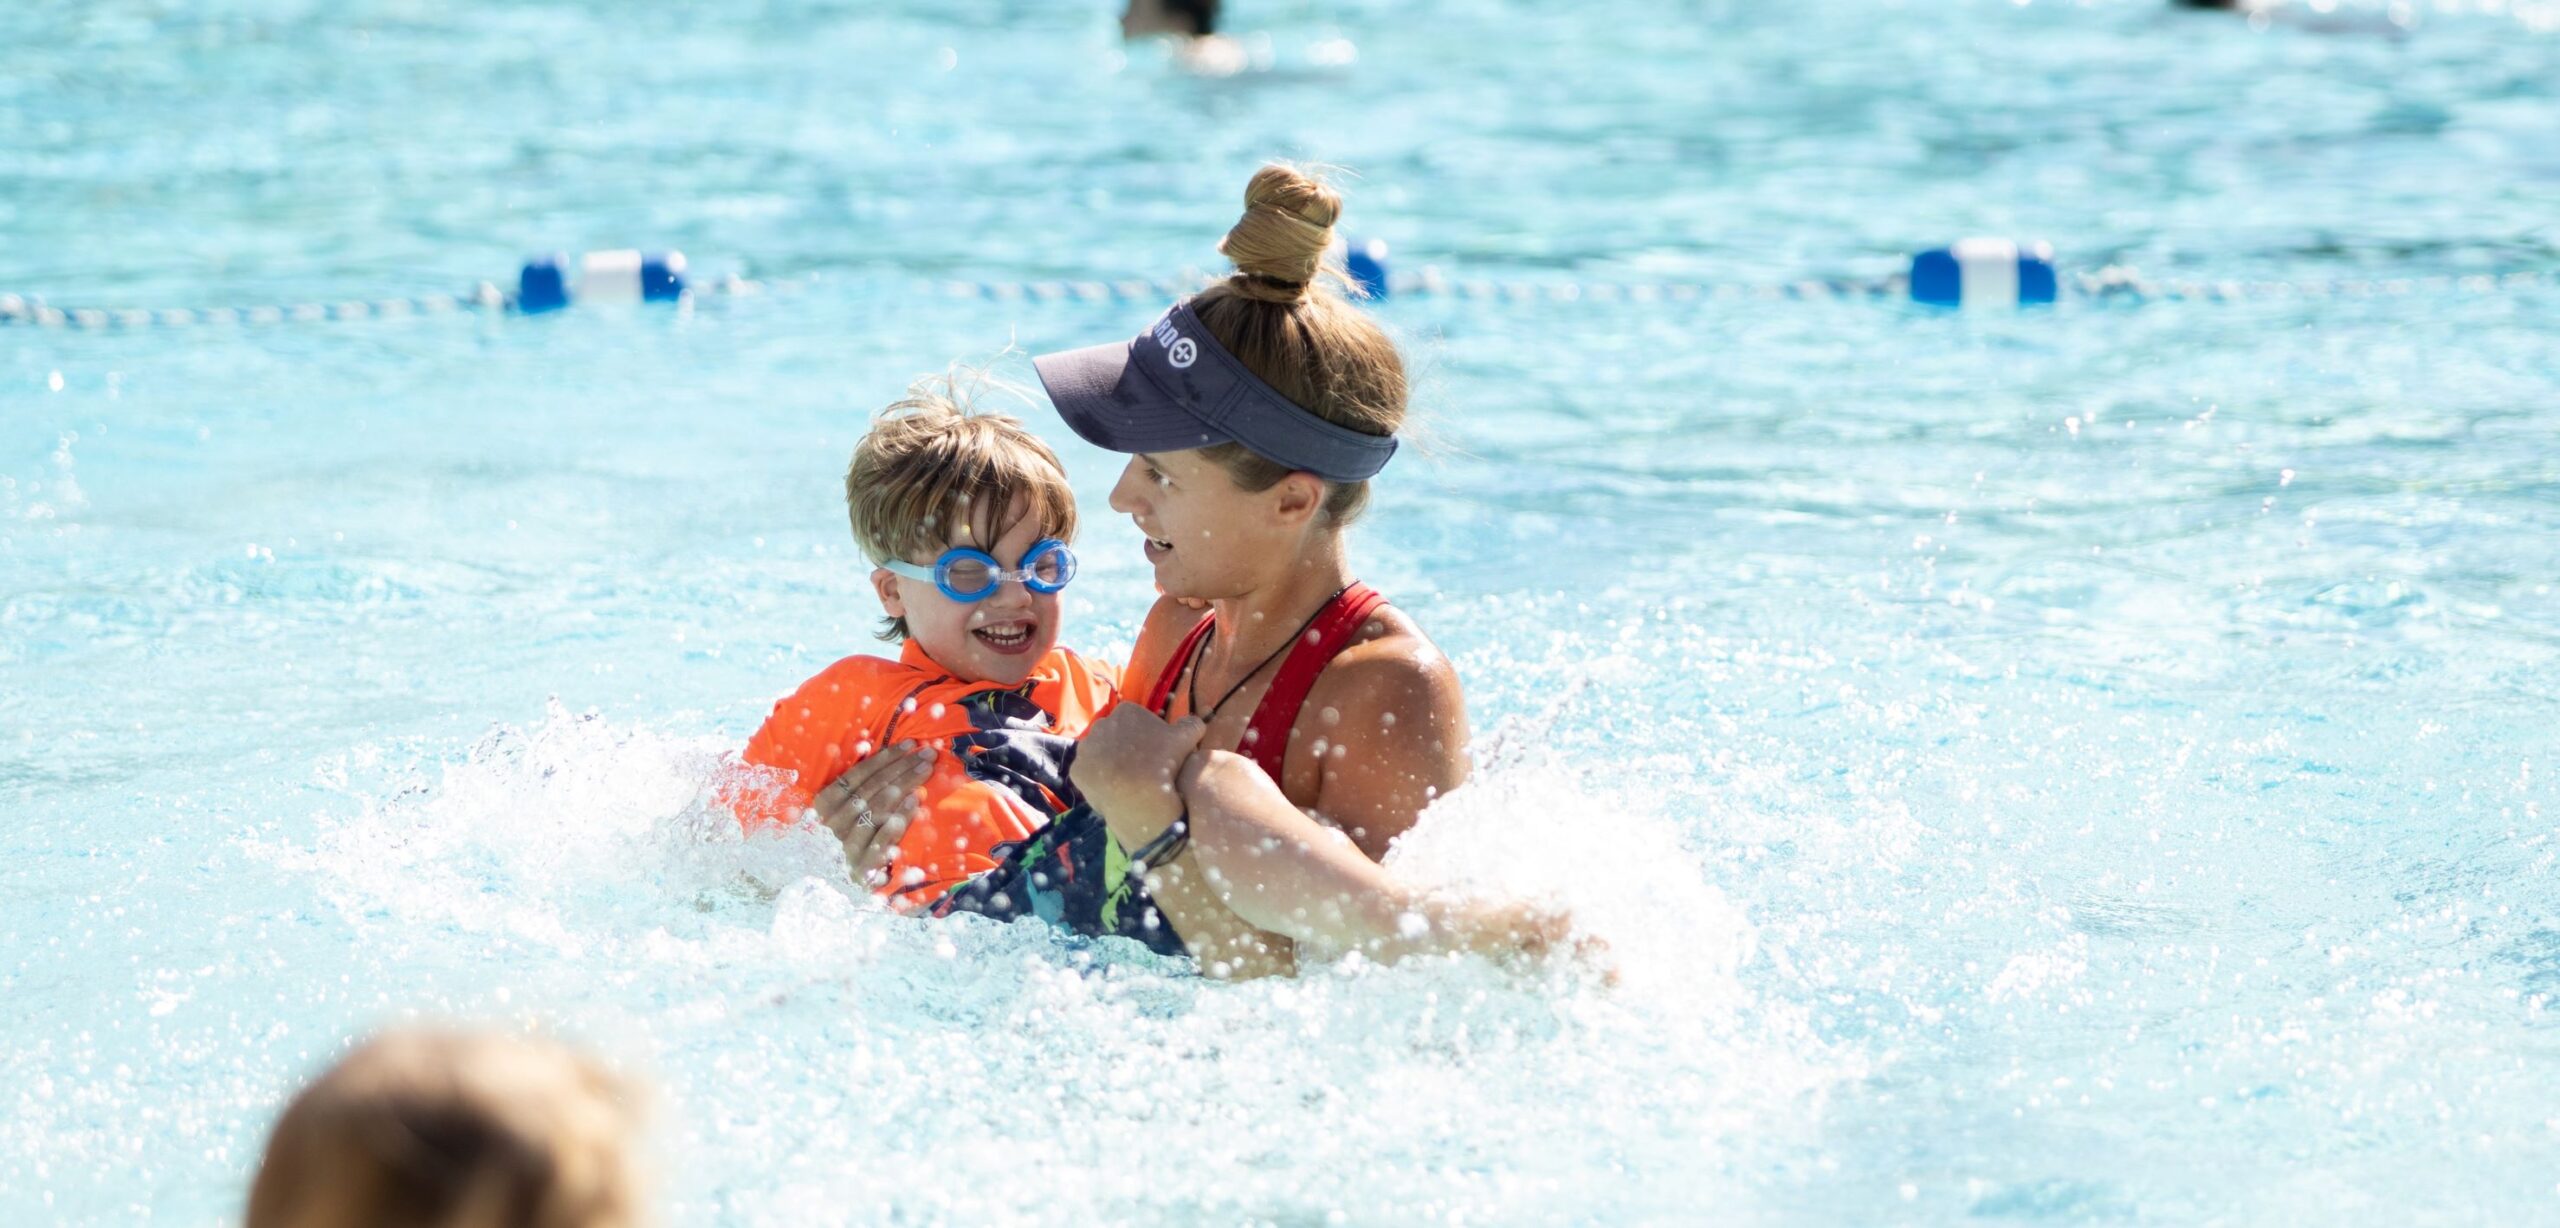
[726,378,1119,908]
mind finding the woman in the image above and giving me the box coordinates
[825,166,1572,978]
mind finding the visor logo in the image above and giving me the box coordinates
[1151,316,1197,368]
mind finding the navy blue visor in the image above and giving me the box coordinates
[1032,300,1398,483]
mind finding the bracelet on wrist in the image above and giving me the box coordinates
[1127,811,1191,871]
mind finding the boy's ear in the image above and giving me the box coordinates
[871,568,907,619]
[1271,472,1327,526]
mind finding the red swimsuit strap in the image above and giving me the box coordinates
[1140,583,1390,782]
[1145,611,1219,715]
[1238,582,1387,781]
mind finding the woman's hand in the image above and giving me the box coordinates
[1070,705,1206,846]
[813,741,936,888]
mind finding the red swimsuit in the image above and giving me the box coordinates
[928,584,1392,955]
[1147,581,1390,783]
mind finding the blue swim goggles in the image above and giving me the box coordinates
[879,539,1077,602]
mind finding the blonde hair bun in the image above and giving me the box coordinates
[1217,165,1341,303]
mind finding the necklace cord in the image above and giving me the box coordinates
[1179,584,1355,726]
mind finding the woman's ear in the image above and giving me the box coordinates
[871,568,907,619]
[1271,472,1328,526]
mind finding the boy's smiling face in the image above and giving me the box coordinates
[872,498,1064,686]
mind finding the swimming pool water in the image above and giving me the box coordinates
[6,0,2559,1222]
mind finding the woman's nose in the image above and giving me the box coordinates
[1107,463,1143,513]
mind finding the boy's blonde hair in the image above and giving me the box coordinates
[244,1027,645,1228]
[847,370,1079,641]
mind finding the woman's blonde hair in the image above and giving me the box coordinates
[244,1027,645,1228]
[1189,164,1408,526]
[846,369,1079,640]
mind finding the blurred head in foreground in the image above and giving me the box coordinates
[245,1027,646,1228]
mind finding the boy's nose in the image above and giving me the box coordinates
[981,579,1036,612]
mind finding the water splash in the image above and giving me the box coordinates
[244,706,1858,1224]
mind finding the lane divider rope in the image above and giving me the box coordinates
[4,244,2549,331]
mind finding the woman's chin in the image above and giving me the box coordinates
[1148,560,1196,598]
[1146,553,1231,605]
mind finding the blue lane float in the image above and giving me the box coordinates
[1909,239,2058,309]
[1344,238,1392,301]
[517,250,689,314]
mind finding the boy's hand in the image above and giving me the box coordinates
[814,741,936,888]
[1071,706,1206,845]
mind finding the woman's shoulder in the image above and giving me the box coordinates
[1123,594,1214,699]
[1305,601,1463,723]
[1286,597,1468,857]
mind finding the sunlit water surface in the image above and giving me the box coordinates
[5,0,2559,1222]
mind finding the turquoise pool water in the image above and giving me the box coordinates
[7,0,2559,1222]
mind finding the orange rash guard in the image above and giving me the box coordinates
[726,639,1119,905]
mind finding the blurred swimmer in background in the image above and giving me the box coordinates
[1122,0,1219,39]
[2169,0,2414,37]
[1119,0,1362,80]
[1121,0,1252,75]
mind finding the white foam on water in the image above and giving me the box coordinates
[240,705,1861,1225]
[0,431,86,524]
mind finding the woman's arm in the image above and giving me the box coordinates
[1176,748,1570,964]
[1172,633,1568,963]
[1074,674,1557,973]
[1068,704,1296,978]
[1290,636,1471,861]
